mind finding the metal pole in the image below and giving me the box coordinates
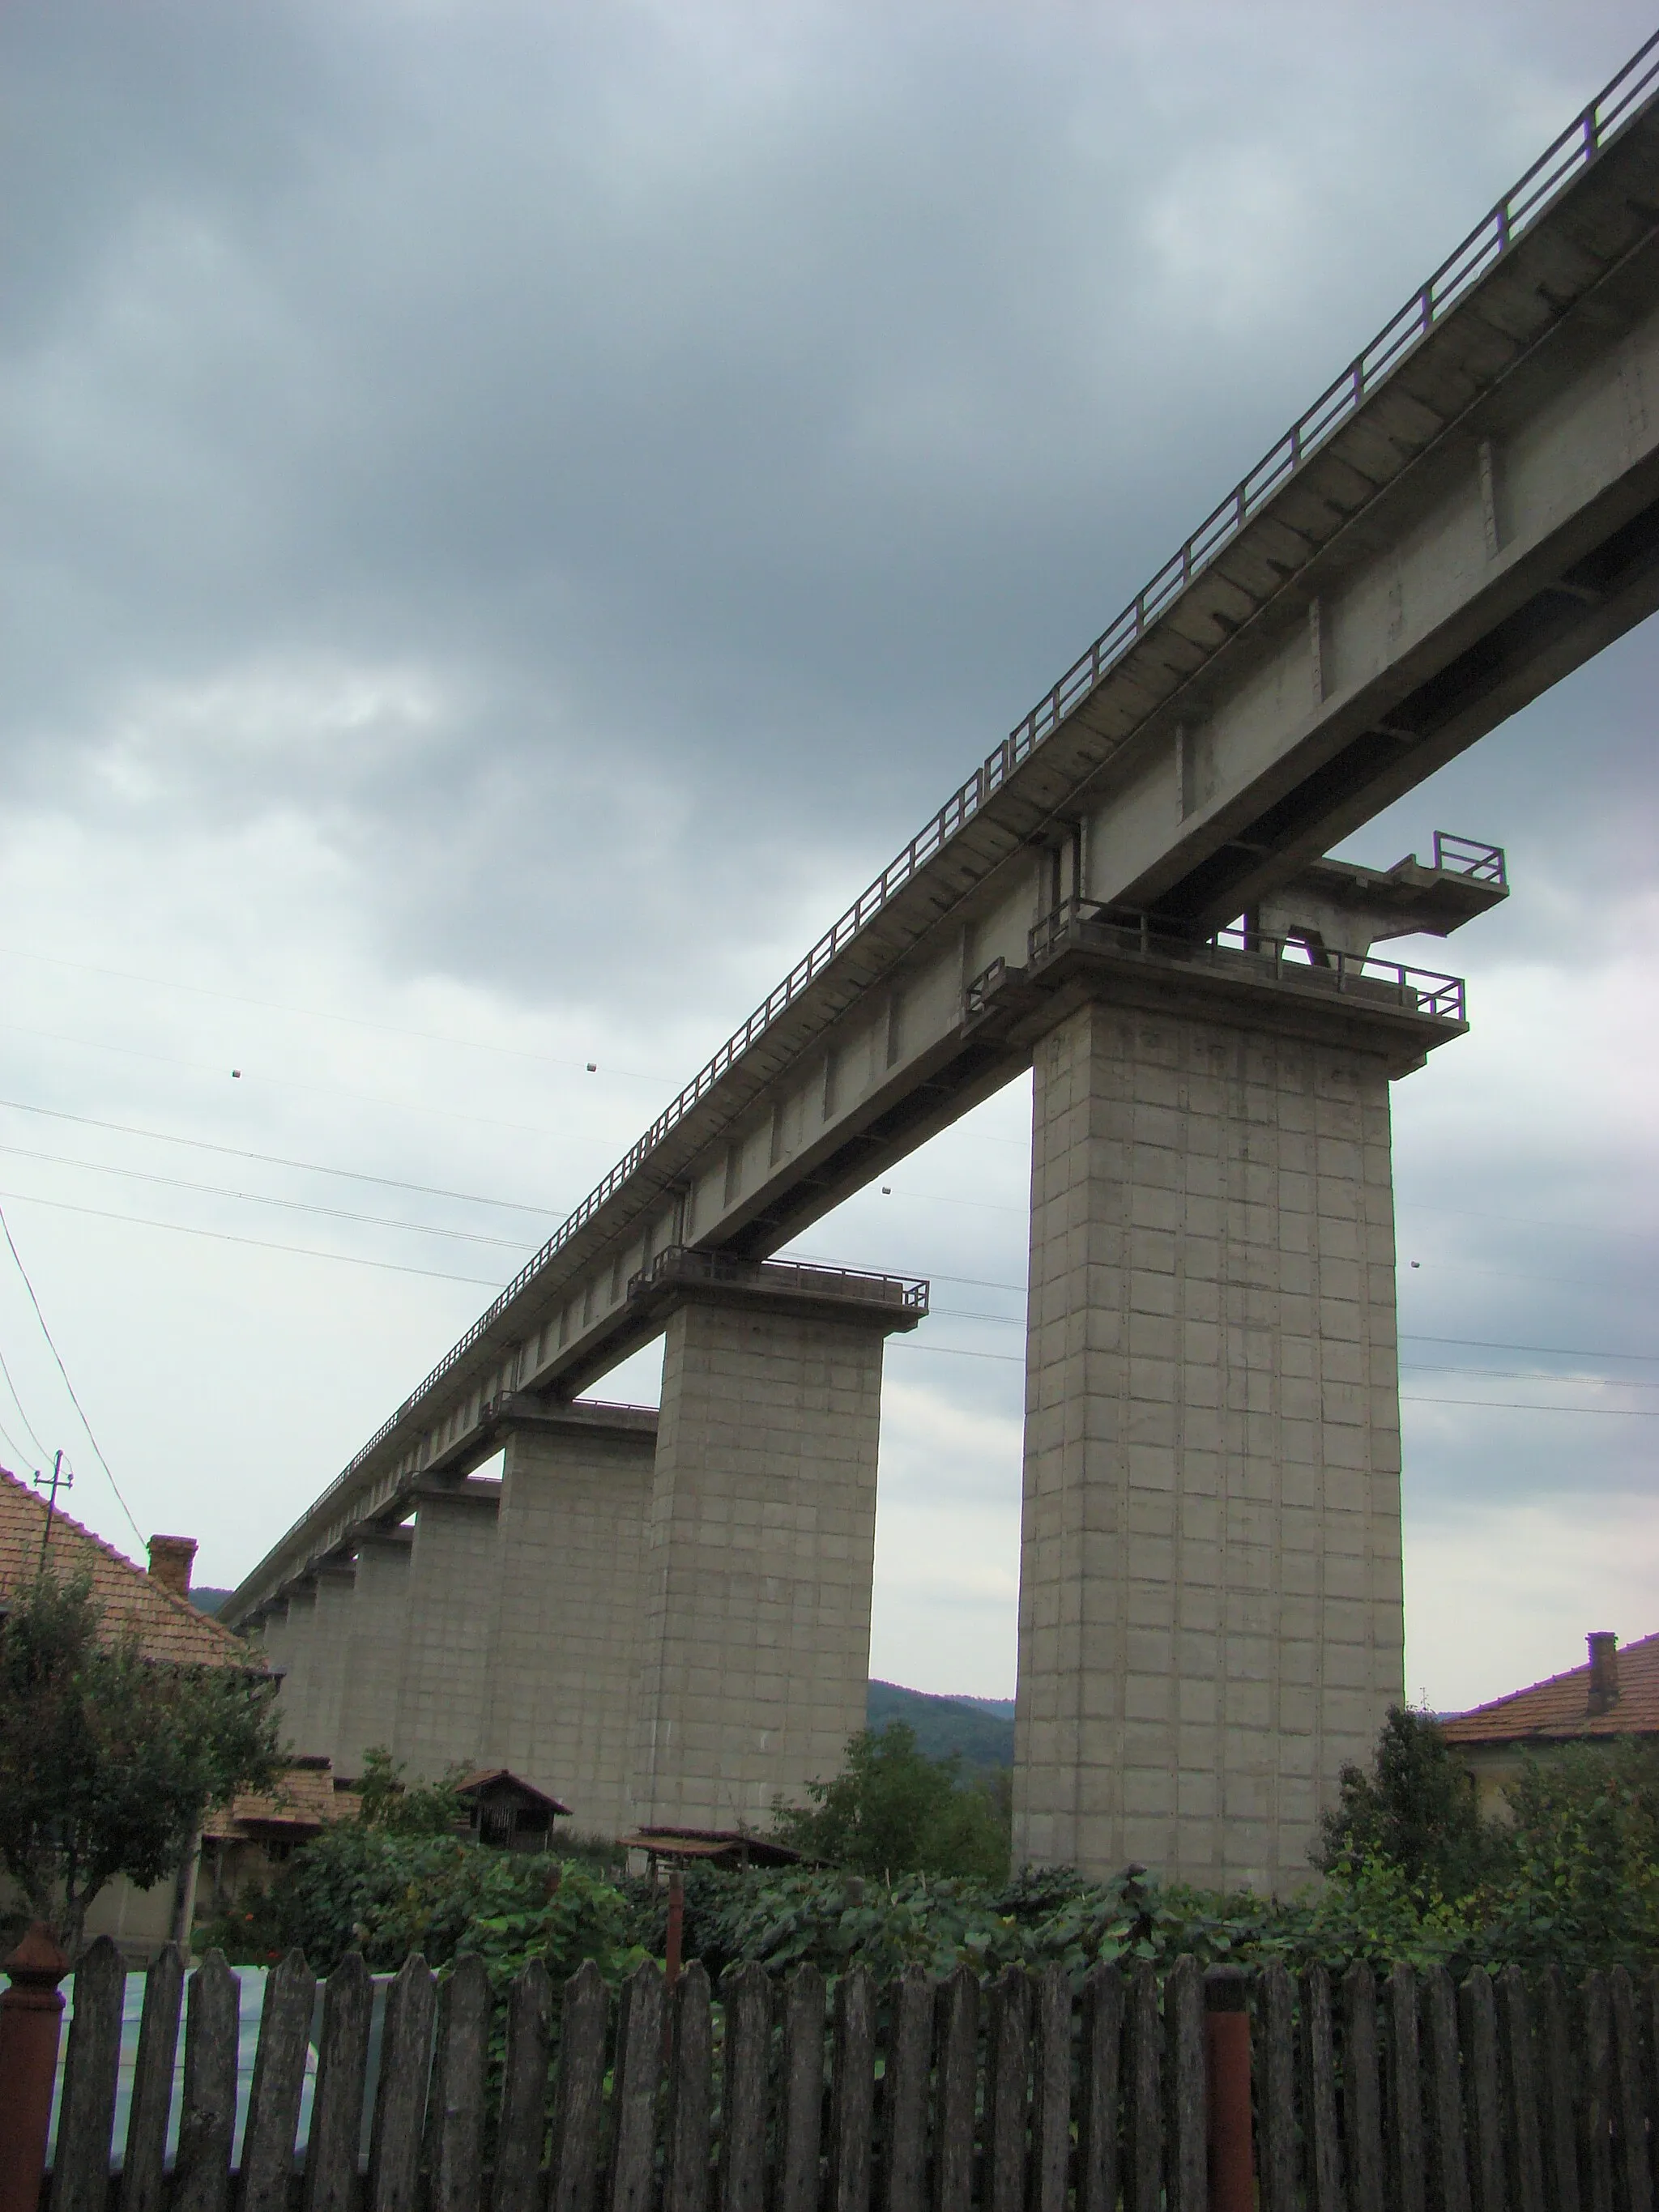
[664,1868,684,1992]
[0,1921,70,2212]
[1205,1964,1254,2212]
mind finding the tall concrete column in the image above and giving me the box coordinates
[480,1402,657,1839]
[335,1529,413,1779]
[626,1252,926,1833]
[295,1561,356,1762]
[392,1478,501,1779]
[249,1596,290,1683]
[273,1582,319,1757]
[1011,961,1452,1896]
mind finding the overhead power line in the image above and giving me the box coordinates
[0,1204,143,1545]
[0,1188,504,1289]
[0,1140,539,1251]
[0,1094,562,1213]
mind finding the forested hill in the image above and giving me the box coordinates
[866,1680,1015,1770]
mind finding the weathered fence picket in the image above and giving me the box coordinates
[170,1950,239,2212]
[881,1964,932,2212]
[1421,1963,1472,2212]
[1608,1964,1653,2212]
[1580,1971,1615,2212]
[366,1954,436,2212]
[123,1940,186,2212]
[1298,1965,1343,2212]
[662,1961,713,2212]
[1075,1962,1122,2212]
[304,1951,374,2212]
[778,1965,825,2212]
[550,1958,608,2212]
[240,1948,317,2212]
[23,1939,1659,2210]
[1498,1963,1547,2212]
[1256,1962,1299,2212]
[51,1937,126,2212]
[491,1956,552,2212]
[425,1952,489,2212]
[1124,1961,1162,2212]
[1458,1966,1504,2212]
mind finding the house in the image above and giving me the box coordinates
[0,1467,264,1960]
[1440,1628,1659,1818]
[197,1755,360,1919]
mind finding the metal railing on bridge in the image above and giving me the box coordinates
[962,907,1467,1026]
[628,1246,929,1315]
[297,37,1647,1537]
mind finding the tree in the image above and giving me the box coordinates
[354,1746,467,1835]
[771,1723,1010,1880]
[0,1570,283,1951]
[1493,1740,1659,1965]
[1313,1704,1496,1903]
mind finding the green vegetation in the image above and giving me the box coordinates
[865,1682,1014,1770]
[1315,1704,1499,1903]
[0,1571,282,1951]
[191,1708,1659,1993]
[770,1724,1011,1880]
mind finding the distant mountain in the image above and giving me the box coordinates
[947,1695,1016,1720]
[190,1587,232,1617]
[867,1680,1015,1770]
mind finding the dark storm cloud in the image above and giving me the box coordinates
[8,0,1656,1007]
[3,1,1657,1684]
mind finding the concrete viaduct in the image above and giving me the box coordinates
[227,36,1659,1894]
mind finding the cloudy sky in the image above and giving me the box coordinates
[3,0,1657,1709]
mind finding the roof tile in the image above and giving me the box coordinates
[1441,1629,1659,1745]
[0,1466,257,1670]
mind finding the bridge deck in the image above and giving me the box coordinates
[228,35,1659,1624]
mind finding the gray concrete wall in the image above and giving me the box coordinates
[335,1530,413,1779]
[272,1583,318,1758]
[1012,993,1405,1895]
[301,1563,356,1763]
[629,1300,885,1831]
[392,1481,501,1779]
[481,1421,654,1838]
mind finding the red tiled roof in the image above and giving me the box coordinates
[0,1465,255,1671]
[1440,1630,1659,1745]
[202,1758,360,1840]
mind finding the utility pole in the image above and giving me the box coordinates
[34,1451,69,1575]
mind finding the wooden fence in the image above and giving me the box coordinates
[36,1937,1659,2212]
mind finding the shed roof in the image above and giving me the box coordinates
[1440,1629,1659,1746]
[455,1767,573,1817]
[0,1466,254,1671]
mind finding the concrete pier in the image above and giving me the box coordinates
[301,1562,356,1762]
[272,1583,318,1756]
[1009,948,1445,1894]
[626,1251,926,1832]
[392,1477,502,1779]
[334,1528,413,1778]
[480,1400,657,1837]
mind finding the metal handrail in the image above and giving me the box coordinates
[304,35,1648,1519]
[628,1245,928,1311]
[1432,833,1508,885]
[1020,901,1466,1023]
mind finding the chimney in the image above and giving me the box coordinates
[1587,1630,1619,1715]
[147,1535,197,1599]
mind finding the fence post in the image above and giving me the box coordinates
[1204,1966,1253,2212]
[0,1922,69,2212]
[49,1934,126,2212]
